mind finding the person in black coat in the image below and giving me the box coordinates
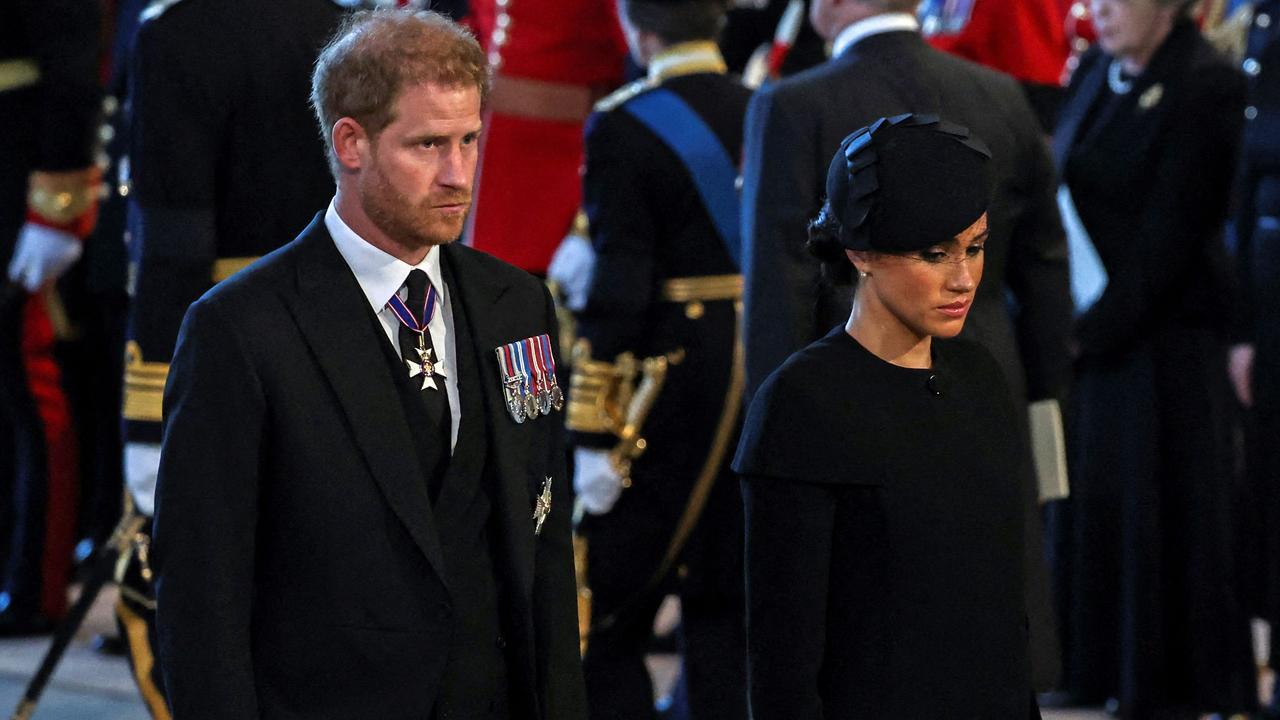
[736,115,1040,720]
[1049,0,1255,715]
[152,12,585,719]
[739,0,1072,691]
[566,1,749,717]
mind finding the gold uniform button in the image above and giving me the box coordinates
[684,300,705,320]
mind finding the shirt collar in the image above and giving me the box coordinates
[831,12,920,59]
[325,198,444,314]
[647,40,728,84]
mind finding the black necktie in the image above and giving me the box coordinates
[399,269,451,448]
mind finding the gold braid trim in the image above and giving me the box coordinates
[566,340,683,486]
[0,58,40,93]
[211,256,258,282]
[566,343,638,435]
[658,274,743,303]
[123,341,169,423]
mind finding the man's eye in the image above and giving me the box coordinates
[420,140,438,149]
[462,133,480,145]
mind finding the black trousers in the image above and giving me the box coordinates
[580,469,746,720]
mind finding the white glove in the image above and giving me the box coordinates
[7,223,82,292]
[124,441,162,516]
[547,233,595,312]
[574,447,624,515]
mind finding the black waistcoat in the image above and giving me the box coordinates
[375,253,509,720]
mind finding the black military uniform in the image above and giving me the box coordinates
[123,0,347,445]
[1232,2,1280,710]
[0,0,101,635]
[119,0,347,712]
[568,35,750,720]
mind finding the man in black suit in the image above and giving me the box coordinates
[151,11,586,720]
[739,0,1072,691]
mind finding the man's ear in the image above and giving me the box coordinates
[332,117,368,172]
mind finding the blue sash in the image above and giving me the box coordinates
[622,88,742,267]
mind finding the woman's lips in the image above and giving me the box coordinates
[937,300,971,318]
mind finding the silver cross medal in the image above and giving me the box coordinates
[533,476,552,535]
[407,334,443,391]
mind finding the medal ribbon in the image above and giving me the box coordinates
[386,283,439,336]
[526,338,546,393]
[514,340,533,396]
[537,334,558,384]
[500,344,519,382]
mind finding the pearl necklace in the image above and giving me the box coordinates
[1108,60,1133,95]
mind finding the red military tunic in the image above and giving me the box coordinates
[925,0,1072,87]
[466,0,628,274]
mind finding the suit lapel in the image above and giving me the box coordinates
[441,244,537,600]
[287,217,447,584]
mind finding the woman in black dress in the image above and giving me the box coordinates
[1048,0,1254,716]
[734,114,1039,719]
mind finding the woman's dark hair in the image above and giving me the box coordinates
[807,200,856,286]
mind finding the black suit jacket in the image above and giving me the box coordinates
[741,30,1072,405]
[152,217,586,720]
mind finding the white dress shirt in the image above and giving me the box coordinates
[831,12,920,59]
[326,200,460,450]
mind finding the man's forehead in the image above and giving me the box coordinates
[390,83,482,130]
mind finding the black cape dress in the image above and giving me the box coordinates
[734,327,1039,719]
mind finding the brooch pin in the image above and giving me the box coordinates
[533,476,553,535]
[1139,83,1164,111]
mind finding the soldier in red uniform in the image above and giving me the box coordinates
[0,0,100,637]
[923,0,1074,129]
[466,0,629,274]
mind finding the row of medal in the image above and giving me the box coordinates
[496,334,564,424]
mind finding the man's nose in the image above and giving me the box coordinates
[436,144,473,189]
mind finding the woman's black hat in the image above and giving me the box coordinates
[824,114,992,252]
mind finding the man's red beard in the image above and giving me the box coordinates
[360,163,470,250]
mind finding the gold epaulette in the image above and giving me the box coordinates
[593,79,656,114]
[123,341,168,423]
[0,59,40,94]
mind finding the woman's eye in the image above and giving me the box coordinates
[919,250,948,262]
[966,245,985,257]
